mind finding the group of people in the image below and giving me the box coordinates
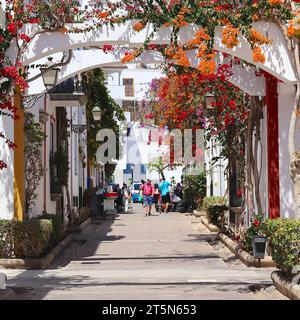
[112,183,132,213]
[140,177,183,216]
[86,177,184,218]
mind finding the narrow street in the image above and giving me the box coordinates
[1,205,286,300]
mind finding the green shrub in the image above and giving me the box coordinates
[38,213,64,246]
[183,172,206,210]
[266,219,300,275]
[0,218,55,259]
[207,205,228,227]
[242,217,300,274]
[13,219,54,258]
[202,196,228,212]
[0,220,14,258]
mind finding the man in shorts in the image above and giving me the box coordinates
[141,179,154,216]
[159,178,171,213]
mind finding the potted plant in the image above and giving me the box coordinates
[245,214,267,259]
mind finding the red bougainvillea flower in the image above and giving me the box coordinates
[7,22,17,34]
[253,219,260,227]
[236,190,243,197]
[0,160,8,170]
[20,33,31,43]
[102,44,114,53]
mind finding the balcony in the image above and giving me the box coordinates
[50,78,87,107]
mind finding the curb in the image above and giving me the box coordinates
[193,210,206,218]
[66,217,92,233]
[200,216,220,232]
[271,271,300,300]
[218,233,276,268]
[0,218,91,269]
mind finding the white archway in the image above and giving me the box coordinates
[7,21,298,84]
[27,49,266,96]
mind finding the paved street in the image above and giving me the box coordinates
[0,204,286,300]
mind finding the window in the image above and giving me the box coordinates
[123,164,132,174]
[123,78,134,97]
[123,100,139,121]
[140,164,147,174]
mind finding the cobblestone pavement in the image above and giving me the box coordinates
[0,204,287,300]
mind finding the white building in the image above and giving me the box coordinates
[103,65,183,185]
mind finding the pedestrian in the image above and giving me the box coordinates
[115,184,123,213]
[139,179,145,203]
[159,177,171,213]
[96,183,106,217]
[141,179,154,216]
[153,183,160,205]
[122,183,131,212]
[175,182,183,199]
[90,186,100,219]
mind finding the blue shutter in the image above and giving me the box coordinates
[123,164,132,174]
[140,164,147,174]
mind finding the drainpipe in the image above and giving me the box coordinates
[43,94,47,213]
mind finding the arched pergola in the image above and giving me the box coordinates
[5,20,299,220]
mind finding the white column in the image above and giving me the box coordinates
[278,83,297,219]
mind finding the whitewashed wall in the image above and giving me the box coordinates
[31,95,57,217]
[205,140,228,198]
[278,83,300,219]
[0,115,14,219]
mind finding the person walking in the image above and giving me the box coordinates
[122,183,131,213]
[139,179,145,203]
[141,179,154,216]
[153,182,160,212]
[96,183,106,217]
[159,177,171,213]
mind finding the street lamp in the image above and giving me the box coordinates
[130,163,135,184]
[24,57,60,109]
[92,105,102,122]
[40,57,60,91]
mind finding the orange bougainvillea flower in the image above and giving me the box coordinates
[121,52,135,63]
[133,21,145,32]
[268,0,283,5]
[252,46,266,64]
[164,46,176,59]
[222,24,239,49]
[249,28,272,45]
[198,59,216,75]
[98,11,110,19]
[174,48,190,67]
[197,43,208,58]
[195,28,210,41]
[287,25,296,37]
